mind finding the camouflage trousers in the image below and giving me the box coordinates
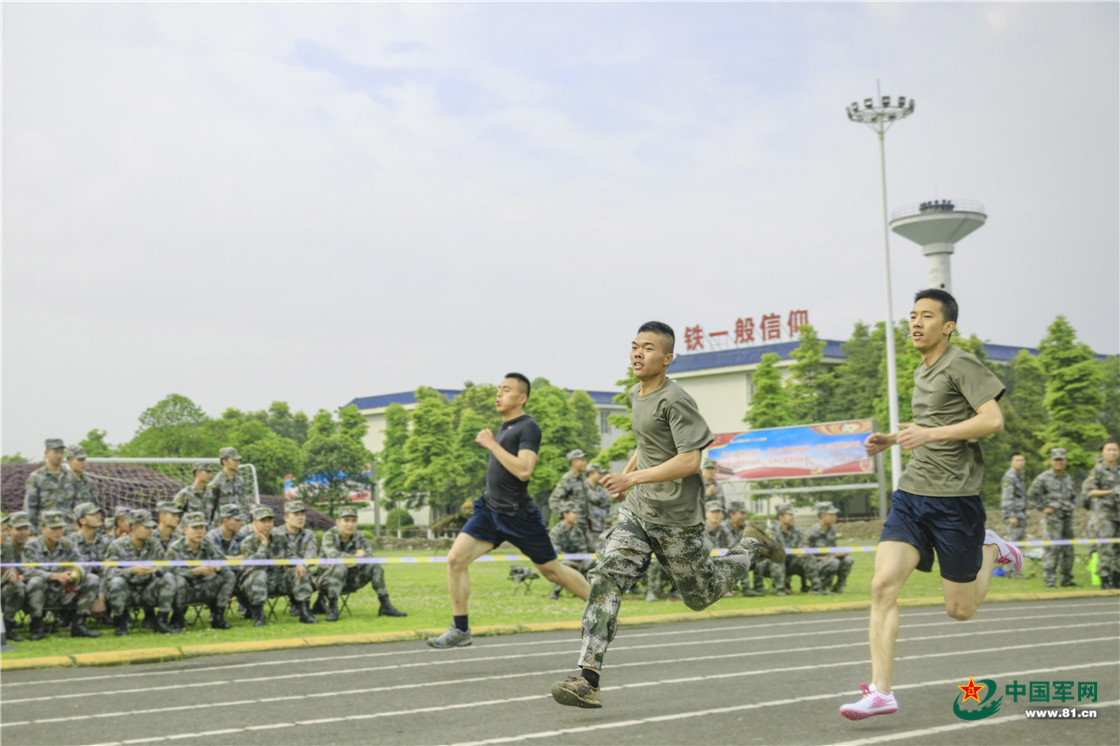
[1004,514,1027,544]
[578,508,752,671]
[25,573,100,617]
[241,566,312,605]
[106,575,168,615]
[817,555,854,591]
[2,579,27,619]
[753,556,821,592]
[171,569,235,610]
[644,556,675,596]
[1042,510,1074,586]
[315,563,388,599]
[1091,515,1119,580]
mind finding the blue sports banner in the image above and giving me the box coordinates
[708,419,875,481]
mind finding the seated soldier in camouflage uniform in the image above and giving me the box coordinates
[752,503,821,596]
[2,513,33,641]
[586,464,613,538]
[701,459,726,512]
[152,502,183,553]
[71,502,112,620]
[207,505,250,615]
[64,446,99,520]
[550,449,594,533]
[22,511,101,639]
[806,501,853,594]
[106,506,132,541]
[164,512,234,630]
[277,501,320,624]
[173,463,217,525]
[105,509,176,635]
[239,505,303,626]
[702,501,736,553]
[24,438,72,528]
[313,506,406,621]
[548,502,595,600]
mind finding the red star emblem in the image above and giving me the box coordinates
[958,676,985,702]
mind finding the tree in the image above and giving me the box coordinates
[1098,356,1120,440]
[376,403,411,507]
[786,324,834,424]
[265,401,309,445]
[1,453,27,464]
[401,387,461,509]
[121,394,222,457]
[595,367,639,467]
[822,322,880,422]
[300,407,371,519]
[568,390,602,455]
[524,378,583,501]
[79,429,115,457]
[744,353,795,428]
[231,420,304,496]
[1037,316,1107,469]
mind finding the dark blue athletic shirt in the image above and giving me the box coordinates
[483,414,541,515]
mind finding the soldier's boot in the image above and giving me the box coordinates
[141,607,157,629]
[310,593,327,615]
[153,612,177,635]
[288,595,301,617]
[3,618,23,642]
[28,616,46,641]
[378,594,407,617]
[297,600,319,624]
[326,596,340,622]
[113,613,131,636]
[235,592,252,619]
[71,617,101,639]
[169,609,187,632]
[252,604,267,628]
[209,604,231,630]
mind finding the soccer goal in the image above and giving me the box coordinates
[83,458,260,516]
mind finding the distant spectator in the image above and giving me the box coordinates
[806,501,852,594]
[24,438,70,528]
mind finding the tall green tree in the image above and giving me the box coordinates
[524,377,582,500]
[1098,356,1120,439]
[744,353,795,428]
[595,367,639,468]
[377,403,411,507]
[568,390,602,455]
[79,429,115,457]
[402,387,461,509]
[300,407,372,518]
[265,401,310,445]
[786,324,834,424]
[1037,316,1107,469]
[121,394,222,457]
[822,322,880,422]
[232,420,304,496]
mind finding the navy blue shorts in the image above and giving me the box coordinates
[880,490,986,583]
[460,497,558,565]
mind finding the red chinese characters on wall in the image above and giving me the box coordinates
[689,310,810,350]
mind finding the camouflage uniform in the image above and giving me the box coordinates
[210,469,252,517]
[1082,462,1120,587]
[152,527,183,554]
[2,535,28,628]
[174,485,216,525]
[702,479,726,513]
[1028,469,1077,587]
[104,532,173,616]
[24,466,72,528]
[1000,467,1029,543]
[755,523,820,594]
[579,507,753,671]
[549,517,594,598]
[65,472,100,512]
[23,534,100,618]
[72,528,112,596]
[164,535,235,612]
[316,526,388,598]
[702,521,736,552]
[587,483,613,537]
[240,528,295,604]
[550,469,594,532]
[281,526,318,603]
[806,522,852,593]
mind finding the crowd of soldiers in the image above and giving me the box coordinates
[1000,442,1120,589]
[2,440,406,646]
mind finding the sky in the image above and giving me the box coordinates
[3,2,1118,459]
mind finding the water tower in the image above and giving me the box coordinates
[889,199,986,294]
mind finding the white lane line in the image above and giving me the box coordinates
[76,660,1119,746]
[4,619,1116,707]
[829,701,1120,746]
[5,600,1110,689]
[7,636,1116,731]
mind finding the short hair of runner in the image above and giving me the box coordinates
[637,320,675,355]
[913,288,959,325]
[505,372,531,399]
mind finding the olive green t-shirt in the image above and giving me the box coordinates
[621,378,714,527]
[897,345,1005,497]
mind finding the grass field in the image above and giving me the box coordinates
[1,542,1106,661]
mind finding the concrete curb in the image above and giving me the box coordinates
[2,589,1115,671]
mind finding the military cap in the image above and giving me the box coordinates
[65,445,87,459]
[704,500,724,512]
[193,461,218,473]
[182,511,207,528]
[130,509,157,528]
[219,504,244,520]
[284,500,306,514]
[775,502,795,516]
[557,501,578,514]
[702,459,718,469]
[337,506,359,519]
[40,511,67,528]
[9,512,32,528]
[252,506,274,521]
[587,462,604,474]
[815,501,838,515]
[1050,447,1068,460]
[726,499,747,513]
[219,446,242,461]
[73,502,101,519]
[112,505,132,519]
[157,501,181,515]
[45,438,65,450]
[566,449,587,461]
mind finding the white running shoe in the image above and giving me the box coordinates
[840,682,898,720]
[985,529,1024,573]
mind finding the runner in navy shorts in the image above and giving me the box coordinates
[879,490,986,584]
[461,496,557,565]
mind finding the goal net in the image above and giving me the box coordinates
[79,458,260,516]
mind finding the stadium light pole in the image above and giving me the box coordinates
[846,84,915,505]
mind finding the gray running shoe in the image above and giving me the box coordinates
[426,625,472,649]
[551,676,602,708]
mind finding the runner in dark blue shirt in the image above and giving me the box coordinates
[427,373,591,649]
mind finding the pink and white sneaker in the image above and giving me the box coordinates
[840,682,898,720]
[985,529,1024,573]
